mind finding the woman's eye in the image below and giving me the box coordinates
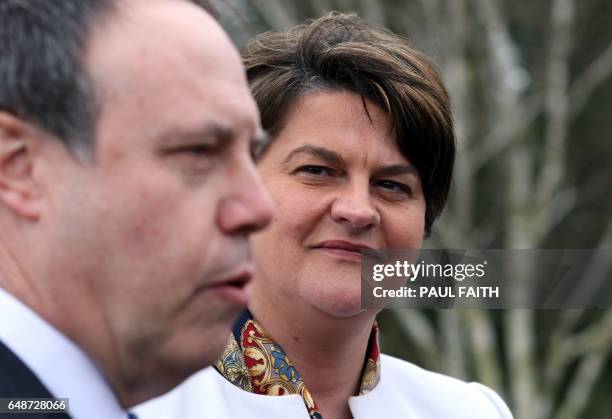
[374,179,412,196]
[295,165,334,176]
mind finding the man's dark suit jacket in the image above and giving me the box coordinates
[0,340,72,418]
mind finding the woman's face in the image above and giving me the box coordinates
[251,90,425,318]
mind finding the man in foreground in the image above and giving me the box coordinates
[0,0,274,417]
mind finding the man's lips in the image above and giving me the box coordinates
[202,267,253,306]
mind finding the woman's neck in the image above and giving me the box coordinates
[249,288,377,419]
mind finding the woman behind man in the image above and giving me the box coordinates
[136,12,512,419]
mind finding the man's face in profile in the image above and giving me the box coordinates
[39,0,274,388]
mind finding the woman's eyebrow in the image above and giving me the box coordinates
[374,164,419,177]
[283,144,345,166]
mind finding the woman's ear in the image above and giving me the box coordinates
[0,112,44,220]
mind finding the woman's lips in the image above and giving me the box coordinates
[312,240,374,262]
[316,247,363,262]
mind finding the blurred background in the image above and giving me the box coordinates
[205,1,612,418]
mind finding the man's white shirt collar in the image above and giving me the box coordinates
[0,287,130,419]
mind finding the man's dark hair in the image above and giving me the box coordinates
[0,0,212,157]
[0,0,119,155]
[243,12,456,236]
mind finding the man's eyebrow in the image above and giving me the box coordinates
[283,144,345,166]
[375,164,419,178]
[192,123,235,142]
[158,122,236,146]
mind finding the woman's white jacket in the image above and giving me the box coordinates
[135,354,513,419]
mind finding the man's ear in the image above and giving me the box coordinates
[0,112,44,220]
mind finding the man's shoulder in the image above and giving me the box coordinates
[377,354,513,418]
[0,340,72,419]
[0,340,50,396]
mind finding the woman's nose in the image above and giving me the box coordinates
[330,184,380,230]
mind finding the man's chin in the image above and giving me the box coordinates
[141,348,218,395]
[146,327,230,376]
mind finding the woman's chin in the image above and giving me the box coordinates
[297,275,371,318]
[309,292,366,318]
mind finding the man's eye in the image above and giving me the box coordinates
[250,138,267,161]
[374,179,412,195]
[182,144,217,155]
[168,143,223,158]
[295,165,334,176]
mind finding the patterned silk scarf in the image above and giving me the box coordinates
[215,310,381,419]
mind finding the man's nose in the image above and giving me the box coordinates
[217,160,275,235]
[329,182,380,230]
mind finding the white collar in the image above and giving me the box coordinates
[0,287,130,419]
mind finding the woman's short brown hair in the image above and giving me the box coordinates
[243,12,455,236]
